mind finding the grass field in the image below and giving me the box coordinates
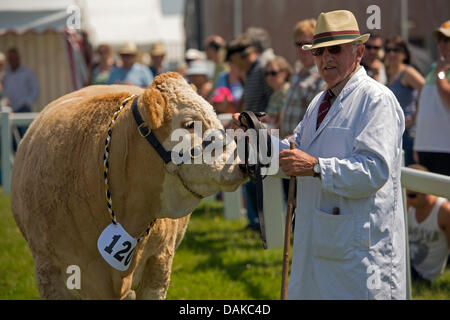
[0,191,449,300]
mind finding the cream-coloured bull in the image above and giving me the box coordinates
[11,72,246,299]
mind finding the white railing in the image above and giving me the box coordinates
[1,109,39,193]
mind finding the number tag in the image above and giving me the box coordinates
[97,223,137,271]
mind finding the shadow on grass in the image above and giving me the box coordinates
[176,202,282,299]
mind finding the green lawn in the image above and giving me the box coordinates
[0,191,449,300]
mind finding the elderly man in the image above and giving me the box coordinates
[233,10,406,299]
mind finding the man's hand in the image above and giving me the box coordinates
[279,148,318,177]
[230,113,247,130]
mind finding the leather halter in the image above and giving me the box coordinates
[131,96,204,199]
[238,111,272,249]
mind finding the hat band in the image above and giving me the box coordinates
[313,30,360,45]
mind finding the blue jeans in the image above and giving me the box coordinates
[402,130,414,166]
[13,104,31,152]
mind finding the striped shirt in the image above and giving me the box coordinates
[280,65,324,138]
[243,59,272,112]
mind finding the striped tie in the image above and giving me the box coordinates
[316,89,334,129]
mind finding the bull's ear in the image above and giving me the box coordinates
[140,88,168,129]
[190,83,197,93]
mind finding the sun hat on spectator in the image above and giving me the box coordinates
[150,42,166,56]
[185,60,210,77]
[119,42,138,55]
[433,20,450,39]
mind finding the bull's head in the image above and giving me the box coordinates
[136,72,247,218]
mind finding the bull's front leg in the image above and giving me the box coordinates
[133,246,176,299]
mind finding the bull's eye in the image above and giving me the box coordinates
[184,121,195,129]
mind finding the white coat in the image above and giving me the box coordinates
[277,67,406,299]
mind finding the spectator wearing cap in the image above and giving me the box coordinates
[149,42,169,77]
[107,42,153,87]
[228,34,272,113]
[204,35,229,88]
[384,35,424,166]
[185,60,213,100]
[414,20,450,176]
[184,48,206,66]
[361,33,387,84]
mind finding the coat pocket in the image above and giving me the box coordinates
[311,208,355,261]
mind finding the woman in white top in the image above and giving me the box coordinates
[414,21,450,176]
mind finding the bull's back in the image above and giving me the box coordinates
[11,85,143,236]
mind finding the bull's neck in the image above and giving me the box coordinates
[106,106,168,238]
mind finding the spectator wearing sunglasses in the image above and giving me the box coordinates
[414,20,450,176]
[384,35,425,166]
[361,33,387,84]
[204,35,228,88]
[279,19,325,140]
[406,164,450,284]
[232,10,407,299]
[278,19,326,206]
[263,56,293,129]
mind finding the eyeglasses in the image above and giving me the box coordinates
[365,44,381,50]
[384,47,401,53]
[311,45,342,56]
[295,41,312,48]
[407,193,418,199]
[264,70,280,77]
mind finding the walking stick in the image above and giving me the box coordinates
[281,141,296,300]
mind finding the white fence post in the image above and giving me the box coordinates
[1,110,12,193]
[262,176,285,249]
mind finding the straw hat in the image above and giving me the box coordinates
[119,42,138,55]
[150,42,166,56]
[302,10,370,50]
[433,20,450,39]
